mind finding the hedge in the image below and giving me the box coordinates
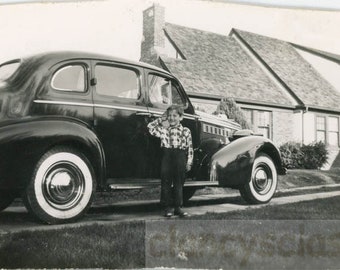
[279,141,328,169]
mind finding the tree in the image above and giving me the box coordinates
[215,97,251,129]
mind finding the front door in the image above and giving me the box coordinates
[145,70,199,178]
[91,61,150,179]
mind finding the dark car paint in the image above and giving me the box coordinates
[0,51,285,193]
[0,117,105,190]
[211,135,285,187]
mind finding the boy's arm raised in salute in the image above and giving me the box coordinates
[147,118,163,138]
[147,111,169,137]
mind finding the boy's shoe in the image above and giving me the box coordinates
[174,207,188,217]
[164,208,173,218]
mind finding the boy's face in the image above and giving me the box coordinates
[167,110,182,126]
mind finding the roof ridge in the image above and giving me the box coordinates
[232,28,289,44]
[165,22,230,39]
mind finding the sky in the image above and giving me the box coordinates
[0,0,340,63]
[1,0,340,10]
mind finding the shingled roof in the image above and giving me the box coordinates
[233,29,340,111]
[161,23,295,107]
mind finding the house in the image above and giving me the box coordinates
[140,4,340,166]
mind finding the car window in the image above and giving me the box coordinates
[148,74,184,106]
[51,65,86,92]
[95,65,140,99]
[0,61,20,86]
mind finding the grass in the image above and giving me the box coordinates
[277,168,340,189]
[0,221,145,269]
[2,196,340,268]
[189,195,340,220]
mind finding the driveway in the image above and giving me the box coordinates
[1,184,340,233]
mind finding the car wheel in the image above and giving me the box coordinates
[239,154,277,204]
[0,190,16,211]
[183,187,196,205]
[24,147,96,224]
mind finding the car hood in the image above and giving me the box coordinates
[196,110,241,130]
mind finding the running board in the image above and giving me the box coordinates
[107,179,219,190]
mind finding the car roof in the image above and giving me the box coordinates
[9,51,171,75]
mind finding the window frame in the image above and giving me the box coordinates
[0,59,21,83]
[51,64,88,93]
[328,116,339,146]
[93,63,142,102]
[146,72,188,109]
[315,115,327,144]
[315,114,340,147]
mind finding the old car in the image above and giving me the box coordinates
[0,52,286,224]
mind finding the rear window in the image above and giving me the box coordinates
[51,65,86,92]
[0,61,20,85]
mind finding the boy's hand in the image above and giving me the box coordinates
[161,120,170,128]
[161,111,169,127]
[186,163,192,172]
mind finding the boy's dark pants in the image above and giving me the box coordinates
[160,148,186,208]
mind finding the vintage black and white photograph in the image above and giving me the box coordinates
[0,0,340,269]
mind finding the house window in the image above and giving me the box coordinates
[243,109,253,126]
[328,117,339,146]
[242,108,272,139]
[316,116,326,143]
[257,111,271,139]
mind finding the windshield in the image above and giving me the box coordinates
[0,61,21,86]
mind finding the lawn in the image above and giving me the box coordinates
[189,195,340,220]
[0,221,145,269]
[1,195,340,269]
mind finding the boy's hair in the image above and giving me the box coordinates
[166,105,184,116]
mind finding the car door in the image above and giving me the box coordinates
[91,60,151,179]
[32,60,93,126]
[145,70,199,178]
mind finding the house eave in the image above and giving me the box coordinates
[305,105,340,115]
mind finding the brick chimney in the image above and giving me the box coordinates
[140,4,165,65]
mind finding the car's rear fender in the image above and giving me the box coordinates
[0,117,105,190]
[209,136,284,187]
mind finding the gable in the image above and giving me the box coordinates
[233,29,340,111]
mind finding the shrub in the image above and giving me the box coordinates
[279,141,328,169]
[301,141,328,169]
[216,97,251,129]
[279,142,304,169]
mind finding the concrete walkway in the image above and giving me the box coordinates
[1,184,340,233]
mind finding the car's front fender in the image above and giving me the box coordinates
[0,116,105,190]
[209,136,284,187]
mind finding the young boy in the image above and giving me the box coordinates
[147,105,193,217]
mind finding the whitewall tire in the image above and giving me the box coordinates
[24,147,96,224]
[239,154,277,204]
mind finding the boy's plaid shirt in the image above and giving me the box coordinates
[147,118,194,166]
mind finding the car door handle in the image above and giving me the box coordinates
[135,111,151,117]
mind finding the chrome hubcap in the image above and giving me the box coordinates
[42,162,85,210]
[252,164,272,194]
